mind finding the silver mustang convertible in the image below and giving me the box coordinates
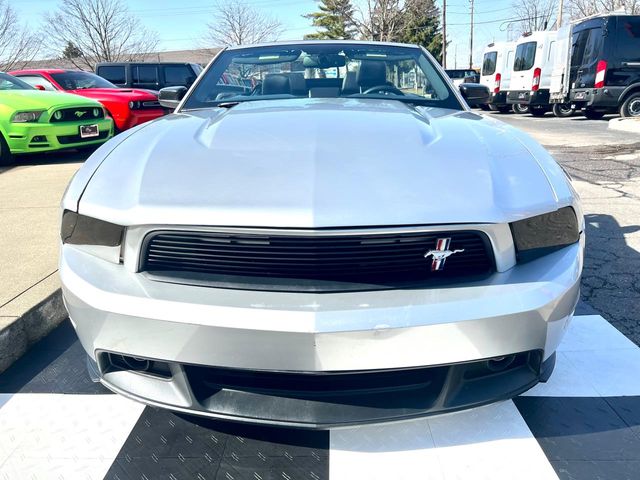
[60,41,583,428]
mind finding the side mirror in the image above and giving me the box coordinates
[34,85,46,91]
[459,83,490,105]
[158,86,188,109]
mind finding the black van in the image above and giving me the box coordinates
[569,14,640,119]
[95,62,203,92]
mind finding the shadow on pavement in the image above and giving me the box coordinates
[581,213,640,346]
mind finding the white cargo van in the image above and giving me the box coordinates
[549,24,575,117]
[506,31,558,116]
[480,42,516,113]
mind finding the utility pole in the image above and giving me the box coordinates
[557,0,564,29]
[442,0,447,68]
[468,0,474,69]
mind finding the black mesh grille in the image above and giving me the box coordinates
[141,229,495,292]
[50,107,104,122]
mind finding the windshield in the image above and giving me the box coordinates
[183,43,461,110]
[0,73,34,90]
[50,71,117,90]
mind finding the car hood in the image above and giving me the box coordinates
[69,88,158,102]
[0,90,102,110]
[79,98,562,228]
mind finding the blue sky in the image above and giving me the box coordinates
[15,0,517,67]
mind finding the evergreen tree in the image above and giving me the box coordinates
[397,0,444,60]
[303,0,357,40]
[62,41,82,59]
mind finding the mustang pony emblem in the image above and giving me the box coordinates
[74,111,86,118]
[424,238,464,271]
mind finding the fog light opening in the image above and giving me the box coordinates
[486,355,516,372]
[122,356,151,371]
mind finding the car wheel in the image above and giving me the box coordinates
[497,105,511,114]
[620,92,640,118]
[0,133,14,167]
[512,104,529,114]
[552,103,574,118]
[479,104,491,111]
[530,107,548,117]
[583,108,605,120]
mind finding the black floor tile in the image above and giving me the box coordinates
[105,407,329,480]
[0,319,109,394]
[552,460,640,480]
[515,396,640,465]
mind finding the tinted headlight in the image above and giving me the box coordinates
[61,210,123,246]
[510,207,580,263]
[128,101,141,109]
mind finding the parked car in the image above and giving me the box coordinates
[95,62,203,92]
[0,72,113,166]
[9,69,165,131]
[60,41,583,428]
[480,42,516,113]
[568,14,640,119]
[445,69,480,87]
[506,31,558,116]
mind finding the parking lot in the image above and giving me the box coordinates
[1,112,639,480]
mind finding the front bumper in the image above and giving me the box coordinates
[6,118,113,154]
[570,87,624,110]
[507,89,550,106]
[61,237,583,427]
[118,109,165,131]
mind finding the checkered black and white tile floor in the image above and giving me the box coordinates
[1,308,639,480]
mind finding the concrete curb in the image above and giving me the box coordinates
[0,289,67,373]
[609,118,640,134]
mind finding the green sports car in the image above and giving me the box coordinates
[0,72,114,166]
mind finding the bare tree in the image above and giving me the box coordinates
[568,0,639,17]
[0,0,41,71]
[44,0,159,70]
[356,0,405,41]
[204,0,283,47]
[511,0,558,33]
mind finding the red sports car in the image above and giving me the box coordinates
[10,69,166,132]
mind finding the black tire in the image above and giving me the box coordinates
[620,92,640,118]
[479,104,491,111]
[0,133,14,167]
[552,103,575,118]
[530,107,549,117]
[583,108,605,120]
[497,105,511,114]
[512,103,529,114]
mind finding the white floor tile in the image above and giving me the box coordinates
[0,456,113,480]
[330,419,443,480]
[562,347,640,397]
[0,394,144,479]
[0,394,12,410]
[559,315,638,352]
[523,352,600,397]
[427,402,558,480]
